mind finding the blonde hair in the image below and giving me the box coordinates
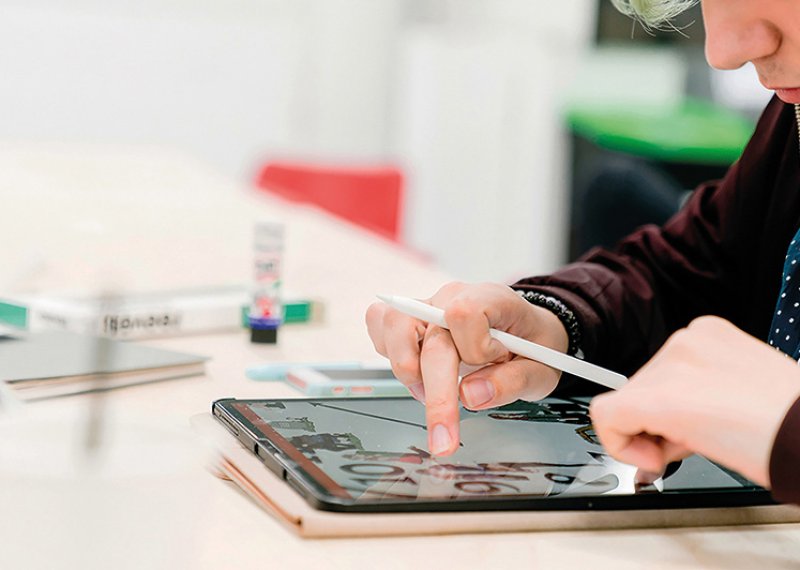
[610,0,698,29]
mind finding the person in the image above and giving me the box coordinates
[365,0,800,504]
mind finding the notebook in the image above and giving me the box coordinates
[0,330,206,401]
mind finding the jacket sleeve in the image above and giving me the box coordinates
[513,176,738,375]
[770,396,800,504]
[513,97,794,375]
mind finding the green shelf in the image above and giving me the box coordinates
[567,98,755,165]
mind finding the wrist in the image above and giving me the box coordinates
[769,395,800,500]
[514,289,580,356]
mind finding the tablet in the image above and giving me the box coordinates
[212,396,773,513]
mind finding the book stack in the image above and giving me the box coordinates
[0,330,207,401]
[0,287,317,340]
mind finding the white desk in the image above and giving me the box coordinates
[0,145,799,570]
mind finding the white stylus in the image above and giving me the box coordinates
[377,294,628,391]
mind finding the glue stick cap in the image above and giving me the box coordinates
[249,316,281,344]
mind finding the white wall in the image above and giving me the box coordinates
[0,0,403,174]
[0,0,596,282]
[396,0,595,281]
[286,0,403,162]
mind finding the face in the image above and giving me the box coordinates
[702,0,800,104]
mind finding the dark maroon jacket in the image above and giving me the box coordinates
[513,95,800,503]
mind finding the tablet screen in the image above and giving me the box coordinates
[218,397,764,509]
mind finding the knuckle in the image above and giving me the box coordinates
[443,300,473,325]
[661,325,712,366]
[391,357,421,383]
[365,319,385,351]
[477,281,504,295]
[435,281,467,301]
[455,337,499,367]
[421,326,450,349]
[688,315,725,332]
[459,352,487,366]
[365,302,384,325]
[383,307,408,328]
[474,363,553,406]
[370,339,388,357]
[664,327,692,351]
[588,396,612,424]
[444,280,467,293]
[485,377,517,405]
[425,394,457,414]
[518,374,559,401]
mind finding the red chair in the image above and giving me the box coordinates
[255,162,404,242]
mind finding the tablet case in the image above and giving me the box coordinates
[191,413,800,538]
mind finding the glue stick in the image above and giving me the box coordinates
[249,220,284,343]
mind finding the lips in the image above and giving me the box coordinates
[773,87,800,104]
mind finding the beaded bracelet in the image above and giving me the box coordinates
[514,289,583,357]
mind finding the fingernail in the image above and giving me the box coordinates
[462,379,495,408]
[408,382,426,403]
[430,424,452,456]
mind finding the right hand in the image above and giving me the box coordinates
[590,316,800,488]
[365,282,570,456]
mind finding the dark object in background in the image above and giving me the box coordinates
[566,99,751,260]
[571,157,688,258]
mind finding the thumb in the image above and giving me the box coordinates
[611,434,670,474]
[459,357,560,410]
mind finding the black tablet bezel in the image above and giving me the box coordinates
[212,397,775,513]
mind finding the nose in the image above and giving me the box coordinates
[703,3,781,70]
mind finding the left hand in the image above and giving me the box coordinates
[365,282,568,456]
[589,316,800,487]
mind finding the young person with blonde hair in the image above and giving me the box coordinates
[367,0,800,502]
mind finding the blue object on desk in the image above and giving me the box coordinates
[247,360,363,381]
[249,316,281,344]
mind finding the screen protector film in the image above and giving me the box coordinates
[221,397,762,508]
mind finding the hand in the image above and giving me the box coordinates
[365,282,569,456]
[590,316,800,487]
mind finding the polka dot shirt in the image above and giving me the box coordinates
[769,232,800,359]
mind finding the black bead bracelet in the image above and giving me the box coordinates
[514,289,583,357]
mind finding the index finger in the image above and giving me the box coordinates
[419,324,461,456]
